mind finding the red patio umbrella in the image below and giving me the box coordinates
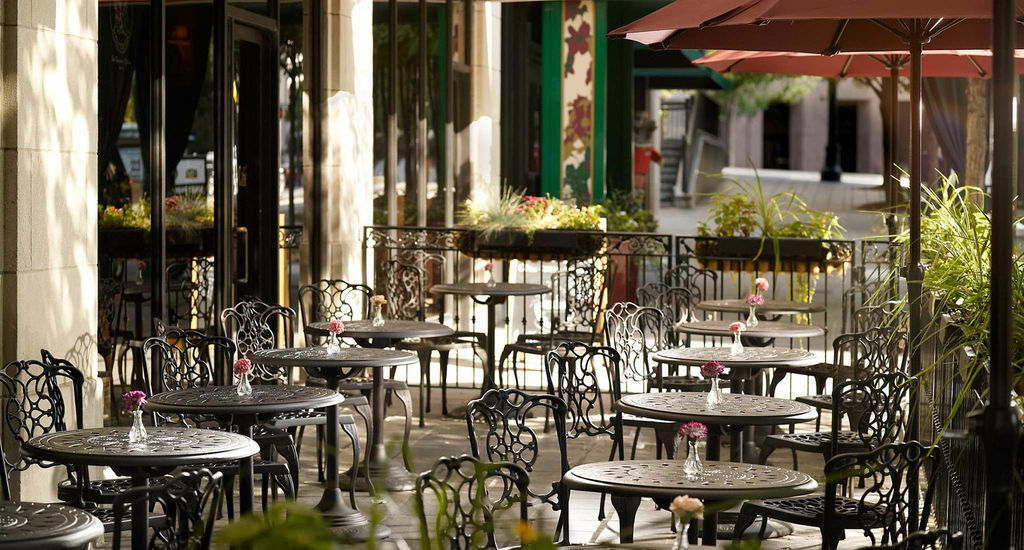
[610,2,1021,545]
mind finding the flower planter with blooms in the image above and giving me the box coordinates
[729,322,745,355]
[483,262,496,287]
[701,360,725,409]
[370,295,387,327]
[745,293,764,328]
[122,390,148,444]
[233,358,253,397]
[677,421,708,477]
[669,496,704,550]
[136,260,146,285]
[326,320,344,355]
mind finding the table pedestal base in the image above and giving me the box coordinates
[339,461,414,492]
[315,487,391,541]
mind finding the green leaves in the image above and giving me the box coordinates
[213,502,340,550]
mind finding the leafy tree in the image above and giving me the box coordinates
[706,72,820,116]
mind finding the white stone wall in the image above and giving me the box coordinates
[468,0,501,204]
[303,0,374,288]
[0,0,102,500]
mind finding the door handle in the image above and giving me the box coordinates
[233,227,249,285]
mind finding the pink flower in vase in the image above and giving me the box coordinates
[678,421,707,441]
[483,262,494,271]
[137,260,147,271]
[233,358,252,376]
[755,277,770,293]
[729,321,745,333]
[328,320,345,335]
[370,295,387,306]
[121,390,147,411]
[700,360,725,379]
[746,294,764,307]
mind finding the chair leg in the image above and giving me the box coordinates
[315,423,325,482]
[498,347,515,389]
[439,350,451,417]
[276,441,300,499]
[224,473,236,520]
[758,439,777,465]
[768,368,787,397]
[351,400,374,465]
[631,428,642,460]
[393,386,414,472]
[340,418,361,509]
[732,510,758,541]
[292,426,303,458]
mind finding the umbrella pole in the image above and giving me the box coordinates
[907,33,922,445]
[887,64,899,240]
[983,0,1019,544]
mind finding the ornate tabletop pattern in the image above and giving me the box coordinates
[23,427,259,466]
[148,385,344,415]
[0,502,103,549]
[305,319,453,340]
[696,299,826,315]
[653,346,819,368]
[617,392,815,425]
[567,460,816,499]
[673,319,824,338]
[428,282,551,298]
[250,347,417,369]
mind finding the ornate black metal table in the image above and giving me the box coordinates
[147,385,346,533]
[428,282,550,393]
[21,427,258,550]
[251,347,417,501]
[562,460,817,546]
[696,299,826,316]
[673,319,824,339]
[305,319,454,344]
[0,501,103,549]
[652,347,820,461]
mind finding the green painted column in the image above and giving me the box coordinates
[604,1,634,197]
[540,2,562,198]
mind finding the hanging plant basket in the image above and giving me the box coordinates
[694,236,852,274]
[456,228,604,262]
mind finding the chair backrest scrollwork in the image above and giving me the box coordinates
[544,343,624,456]
[604,303,667,390]
[142,330,237,427]
[297,279,374,328]
[112,468,224,550]
[220,297,295,383]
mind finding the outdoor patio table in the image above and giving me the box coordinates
[673,319,824,339]
[0,501,103,550]
[146,385,345,530]
[250,347,417,500]
[428,282,551,394]
[305,319,454,344]
[21,427,258,550]
[562,460,816,546]
[652,346,820,464]
[613,392,816,544]
[696,299,826,316]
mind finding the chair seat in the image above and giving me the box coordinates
[190,457,290,476]
[796,394,831,410]
[90,506,169,533]
[763,430,867,453]
[740,494,885,527]
[777,362,836,377]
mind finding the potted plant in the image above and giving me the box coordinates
[694,173,849,273]
[456,188,604,261]
[99,194,216,259]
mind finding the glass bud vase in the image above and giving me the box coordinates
[372,305,386,327]
[746,305,759,327]
[671,523,690,550]
[128,409,148,444]
[730,332,744,356]
[326,333,341,355]
[484,270,496,287]
[236,373,253,397]
[682,440,703,476]
[706,377,723,409]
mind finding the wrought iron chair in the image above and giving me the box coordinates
[111,469,223,550]
[413,455,530,550]
[465,389,569,542]
[141,330,300,516]
[499,258,613,389]
[383,259,487,424]
[604,303,698,460]
[98,277,145,424]
[544,342,626,522]
[734,375,922,546]
[857,529,964,550]
[222,297,369,487]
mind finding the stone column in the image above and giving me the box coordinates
[303,0,374,289]
[468,0,501,203]
[0,0,102,500]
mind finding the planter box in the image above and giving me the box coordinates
[456,229,603,261]
[694,236,852,274]
[100,226,216,260]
